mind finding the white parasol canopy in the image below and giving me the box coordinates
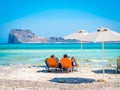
[81,27,120,42]
[81,27,120,79]
[64,30,88,40]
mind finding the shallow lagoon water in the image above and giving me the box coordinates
[0,43,120,66]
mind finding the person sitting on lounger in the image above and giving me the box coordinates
[60,54,72,72]
[71,56,79,71]
[45,55,61,71]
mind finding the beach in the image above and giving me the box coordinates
[1,0,120,89]
[0,43,120,90]
[0,64,120,90]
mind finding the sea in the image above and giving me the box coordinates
[0,43,120,66]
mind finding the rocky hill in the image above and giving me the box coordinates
[8,29,48,43]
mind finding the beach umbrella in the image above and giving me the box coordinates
[64,30,88,40]
[64,30,88,58]
[81,27,120,78]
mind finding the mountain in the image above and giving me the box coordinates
[8,29,48,43]
[8,29,80,43]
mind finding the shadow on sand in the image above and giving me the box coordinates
[92,69,116,74]
[37,69,71,74]
[36,66,73,73]
[49,77,95,84]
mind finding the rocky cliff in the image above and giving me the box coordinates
[8,29,48,43]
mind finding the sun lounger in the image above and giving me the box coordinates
[60,58,72,72]
[45,58,59,71]
[116,57,120,73]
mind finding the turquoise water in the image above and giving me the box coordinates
[0,43,120,65]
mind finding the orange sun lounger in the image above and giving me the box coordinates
[46,58,58,71]
[60,58,72,72]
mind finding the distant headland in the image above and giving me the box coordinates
[8,29,79,43]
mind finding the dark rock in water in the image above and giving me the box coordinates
[48,37,80,43]
[8,29,48,43]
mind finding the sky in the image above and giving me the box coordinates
[0,0,120,43]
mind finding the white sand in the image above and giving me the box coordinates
[0,65,120,90]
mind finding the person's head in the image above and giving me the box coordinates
[71,56,75,59]
[50,55,54,58]
[63,54,69,58]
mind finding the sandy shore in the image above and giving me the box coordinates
[0,65,120,90]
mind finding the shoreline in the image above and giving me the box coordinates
[0,59,117,68]
[0,64,119,90]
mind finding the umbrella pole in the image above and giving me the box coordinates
[80,41,83,70]
[102,41,105,79]
[81,41,83,59]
